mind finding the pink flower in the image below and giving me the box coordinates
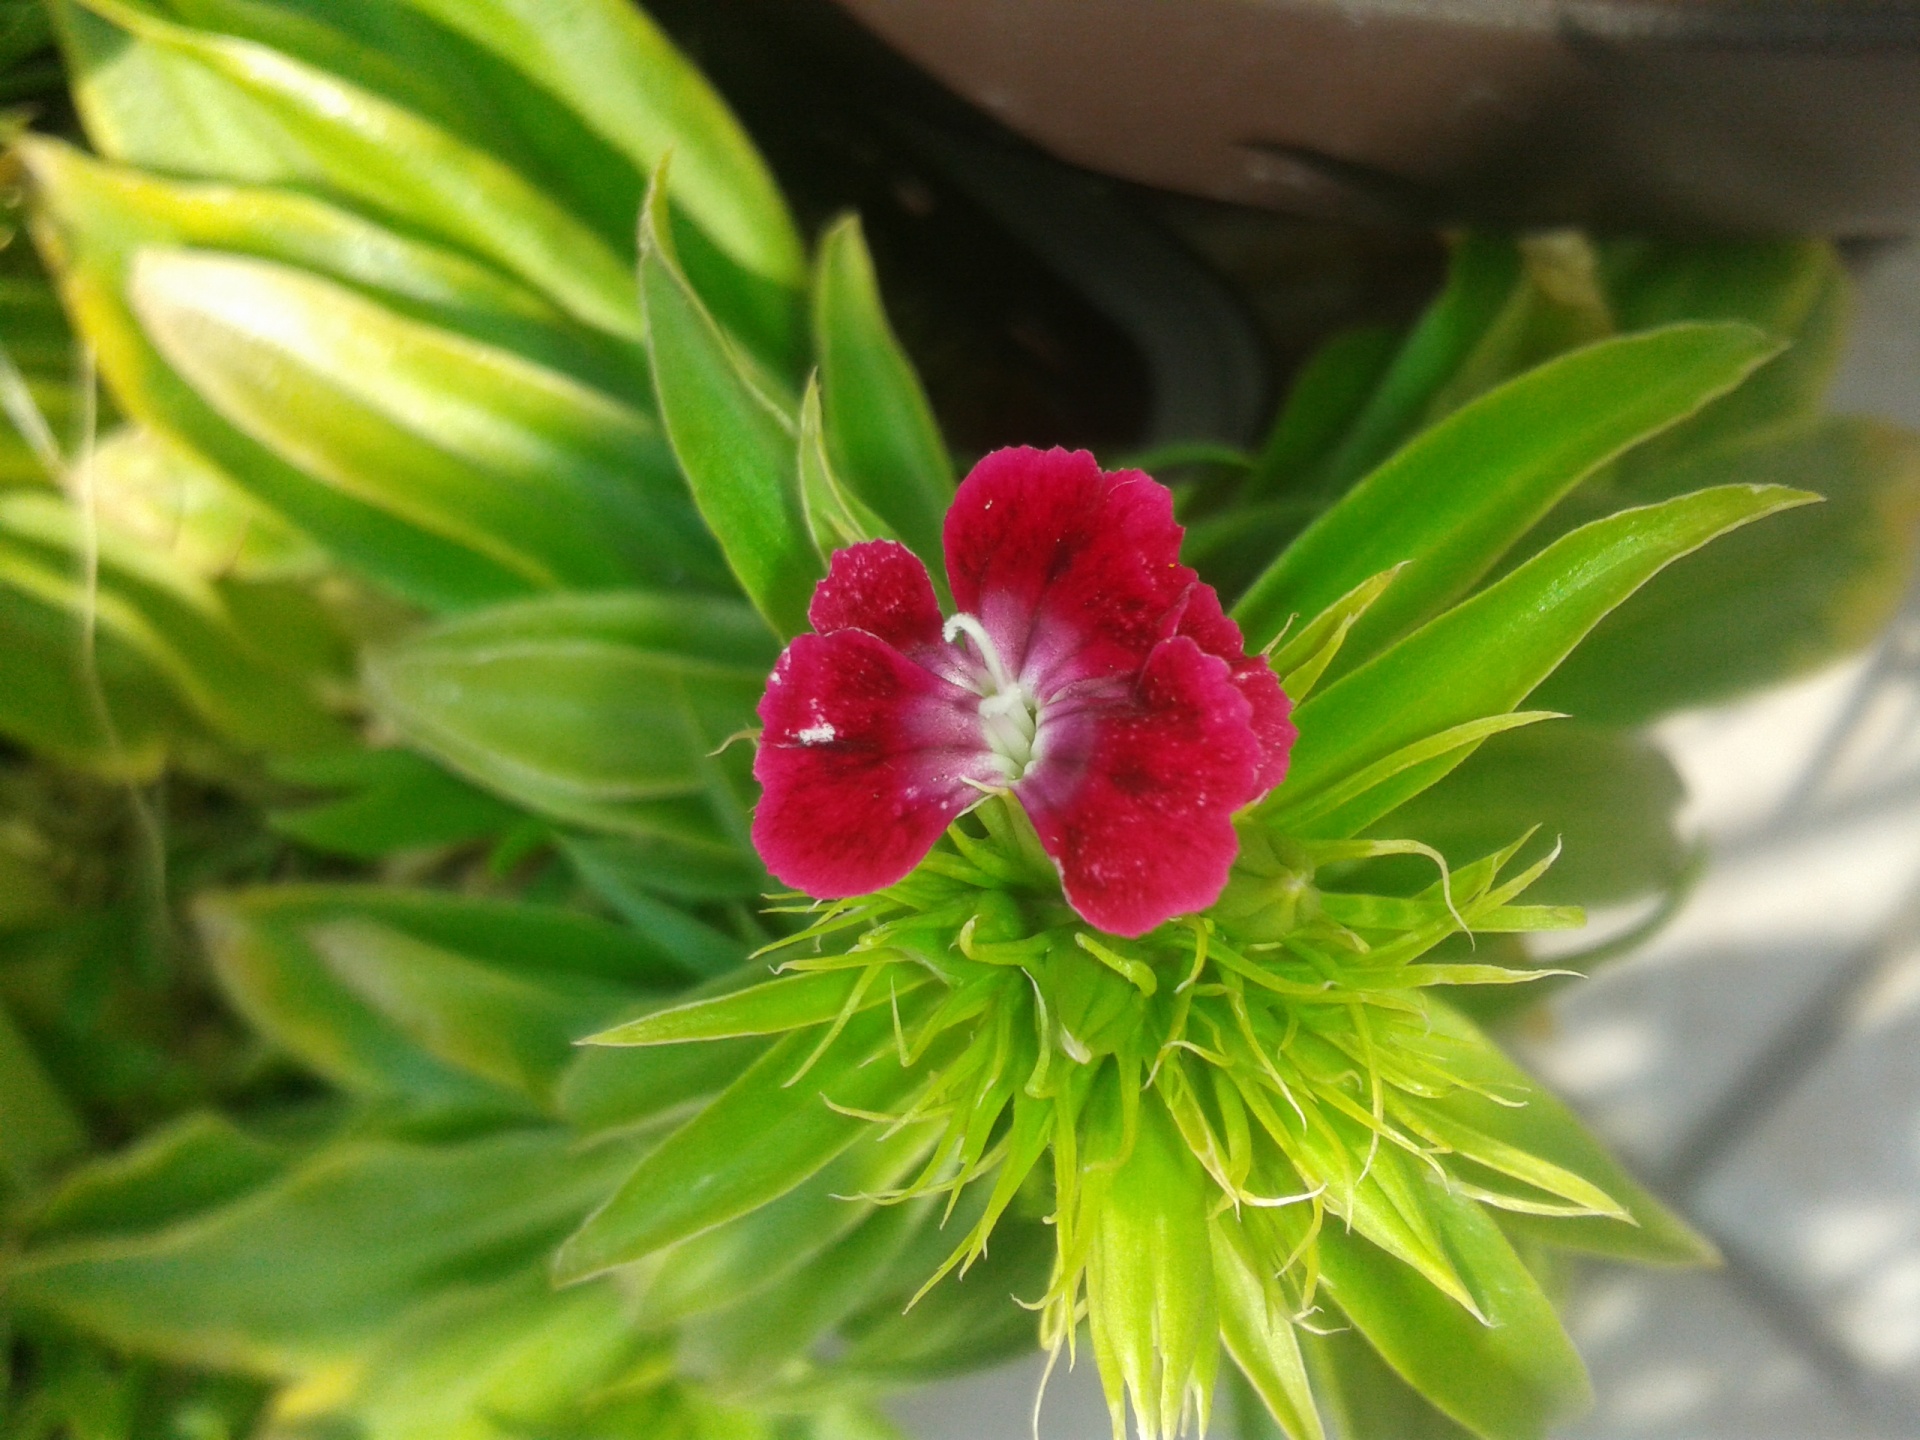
[751,447,1296,937]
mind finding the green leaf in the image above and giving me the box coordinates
[195,885,692,1111]
[209,883,704,989]
[25,1112,289,1245]
[837,1215,1052,1381]
[1234,323,1780,654]
[0,580,188,778]
[363,591,773,840]
[681,1198,934,1390]
[23,138,642,395]
[1265,565,1404,702]
[24,143,550,611]
[56,0,643,340]
[0,995,87,1185]
[1312,1176,1590,1440]
[1245,324,1399,501]
[307,1268,655,1440]
[640,170,820,638]
[585,967,929,1048]
[1211,1215,1325,1440]
[1262,483,1819,838]
[6,1128,631,1374]
[268,747,524,860]
[812,214,953,569]
[1384,724,1687,907]
[1540,417,1920,724]
[559,827,768,911]
[1085,1098,1219,1440]
[1603,238,1848,467]
[637,1123,930,1325]
[800,375,901,556]
[556,1033,769,1138]
[1303,1328,1480,1440]
[1310,236,1522,495]
[554,1003,933,1284]
[390,0,807,365]
[129,248,727,597]
[304,917,637,1104]
[1422,1002,1715,1267]
[0,491,345,756]
[85,425,323,582]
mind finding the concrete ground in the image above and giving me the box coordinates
[892,245,1920,1439]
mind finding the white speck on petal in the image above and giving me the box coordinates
[796,723,837,745]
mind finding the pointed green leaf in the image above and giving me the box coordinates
[1310,235,1522,495]
[0,996,87,1184]
[641,172,820,637]
[554,1003,932,1283]
[24,144,548,610]
[129,248,726,596]
[1302,1328,1480,1440]
[57,0,642,340]
[267,747,523,860]
[1314,1175,1591,1440]
[26,1112,289,1245]
[7,1129,630,1374]
[1245,324,1399,501]
[1542,416,1920,725]
[391,0,806,364]
[0,491,345,755]
[812,214,953,568]
[1236,323,1780,654]
[1423,1002,1715,1267]
[586,966,928,1048]
[306,918,634,1103]
[800,375,900,555]
[1264,483,1819,838]
[363,591,773,838]
[1386,724,1688,907]
[1212,1215,1325,1440]
[639,1123,930,1324]
[22,138,640,395]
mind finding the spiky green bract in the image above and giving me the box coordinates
[585,794,1651,1440]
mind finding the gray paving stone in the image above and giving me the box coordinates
[1556,1268,1881,1440]
[890,1351,1116,1440]
[1518,804,1920,1174]
[1695,929,1920,1411]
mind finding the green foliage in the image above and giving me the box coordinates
[1,4,1914,1438]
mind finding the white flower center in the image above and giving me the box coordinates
[944,612,1043,782]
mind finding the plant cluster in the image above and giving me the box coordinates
[0,3,1914,1440]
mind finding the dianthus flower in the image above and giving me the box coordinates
[752,446,1296,936]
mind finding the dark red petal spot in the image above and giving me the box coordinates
[1015,636,1262,937]
[808,539,945,657]
[943,447,1193,689]
[753,630,996,898]
[1173,583,1297,796]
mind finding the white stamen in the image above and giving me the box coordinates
[943,612,1044,780]
[942,611,1016,693]
[795,723,836,745]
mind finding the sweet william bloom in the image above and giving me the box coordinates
[752,447,1296,937]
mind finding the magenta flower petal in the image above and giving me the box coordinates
[752,445,1299,935]
[1173,583,1298,794]
[808,540,945,658]
[1016,637,1262,938]
[752,630,997,897]
[943,447,1192,688]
